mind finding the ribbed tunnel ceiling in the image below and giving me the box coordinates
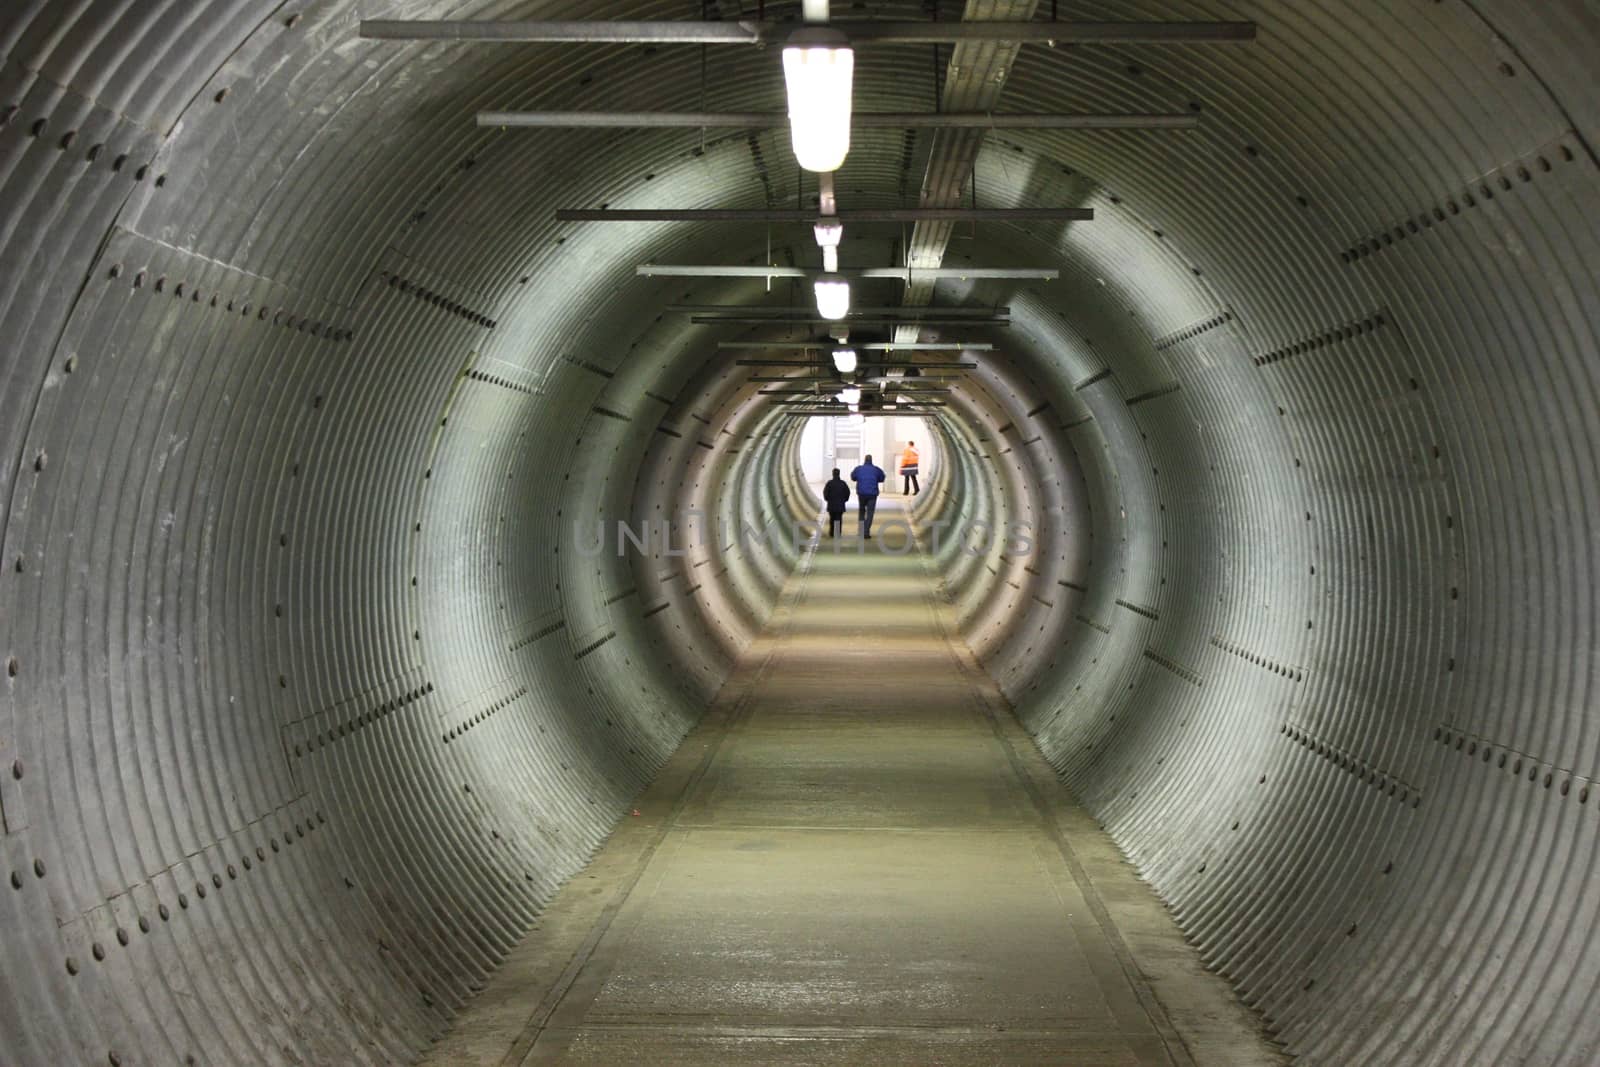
[2,1,1598,1063]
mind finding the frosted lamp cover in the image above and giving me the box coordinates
[814,276,850,319]
[783,39,854,172]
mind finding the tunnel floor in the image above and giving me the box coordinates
[424,501,1284,1065]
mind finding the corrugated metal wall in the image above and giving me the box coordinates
[1,1,1596,1063]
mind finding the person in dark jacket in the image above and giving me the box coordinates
[822,468,851,537]
[850,454,888,538]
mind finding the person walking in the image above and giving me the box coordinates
[822,468,851,538]
[899,440,920,496]
[850,454,887,538]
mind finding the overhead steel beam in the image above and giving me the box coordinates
[759,386,951,394]
[777,409,947,416]
[669,304,1007,317]
[729,347,979,355]
[562,207,1090,223]
[726,342,988,351]
[769,397,950,406]
[746,374,968,382]
[484,110,1197,130]
[736,358,980,366]
[362,20,1256,45]
[362,19,762,42]
[639,265,1057,280]
[756,381,954,388]
[690,316,1008,327]
[845,20,1257,44]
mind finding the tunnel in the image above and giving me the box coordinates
[2,0,1598,1063]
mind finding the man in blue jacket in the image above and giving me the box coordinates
[850,454,887,539]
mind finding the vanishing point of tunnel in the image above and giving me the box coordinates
[2,1,1598,1065]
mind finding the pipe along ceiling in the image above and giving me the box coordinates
[1,1,1597,1063]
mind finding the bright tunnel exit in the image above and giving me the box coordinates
[798,413,937,496]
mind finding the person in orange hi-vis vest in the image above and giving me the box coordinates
[899,440,920,496]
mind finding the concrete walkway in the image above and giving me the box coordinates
[424,501,1284,1065]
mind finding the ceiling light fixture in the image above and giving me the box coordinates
[813,273,850,319]
[832,347,858,373]
[783,28,854,172]
[838,386,862,405]
[814,217,844,272]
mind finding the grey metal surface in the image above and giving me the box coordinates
[0,0,1597,1065]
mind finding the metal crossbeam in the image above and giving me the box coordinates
[737,359,979,367]
[691,316,1007,327]
[638,265,1057,280]
[669,305,1007,317]
[777,409,946,416]
[747,373,967,381]
[362,20,1256,45]
[769,397,950,406]
[725,342,987,351]
[487,111,1196,130]
[564,207,1091,223]
[759,387,951,394]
